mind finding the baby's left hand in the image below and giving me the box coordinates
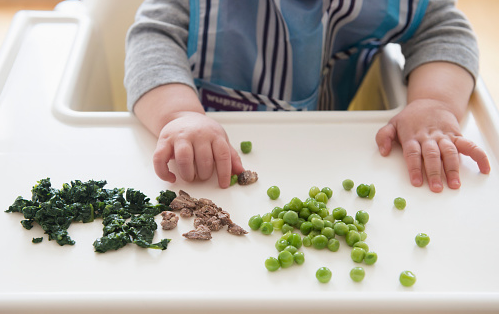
[375,99,490,192]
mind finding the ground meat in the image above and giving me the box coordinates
[237,170,258,185]
[183,225,212,240]
[160,211,179,230]
[227,223,248,235]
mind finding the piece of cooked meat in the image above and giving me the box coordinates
[237,170,258,185]
[160,211,179,230]
[183,225,212,240]
[227,223,248,235]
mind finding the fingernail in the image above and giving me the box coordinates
[450,179,461,189]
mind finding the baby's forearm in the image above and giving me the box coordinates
[133,83,204,137]
[406,61,474,120]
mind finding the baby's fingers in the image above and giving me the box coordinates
[212,138,232,188]
[173,140,196,182]
[401,140,424,188]
[453,137,491,174]
[439,138,461,189]
[421,140,444,192]
[375,123,396,156]
[153,139,176,183]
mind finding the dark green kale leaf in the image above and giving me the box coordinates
[93,231,131,253]
[5,196,33,213]
[32,237,43,243]
[31,178,55,203]
[134,238,170,250]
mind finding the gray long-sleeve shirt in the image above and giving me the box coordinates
[124,0,479,112]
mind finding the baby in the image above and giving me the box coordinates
[125,0,490,192]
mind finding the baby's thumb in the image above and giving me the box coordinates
[375,123,397,156]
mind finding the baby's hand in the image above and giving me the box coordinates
[153,111,244,188]
[376,99,490,192]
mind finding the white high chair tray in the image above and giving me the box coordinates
[0,8,498,314]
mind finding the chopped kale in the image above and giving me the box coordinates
[32,237,43,243]
[6,178,172,253]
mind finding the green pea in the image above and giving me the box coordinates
[315,192,329,203]
[299,207,311,220]
[280,231,292,241]
[287,233,302,249]
[353,220,365,232]
[293,252,305,265]
[260,221,273,235]
[360,231,367,241]
[415,233,430,247]
[333,221,349,236]
[265,257,280,271]
[342,179,354,191]
[281,223,294,234]
[351,247,366,263]
[283,211,299,225]
[307,213,321,222]
[332,207,347,220]
[346,230,361,247]
[248,214,263,230]
[300,221,313,235]
[350,267,365,282]
[394,197,406,210]
[262,212,272,222]
[302,235,312,247]
[347,224,358,231]
[230,174,238,186]
[323,214,335,223]
[278,250,294,268]
[307,199,320,212]
[275,239,288,251]
[267,186,280,200]
[327,238,340,252]
[308,230,320,238]
[399,270,416,287]
[318,208,329,219]
[353,241,369,252]
[355,210,369,225]
[271,206,284,218]
[240,141,252,154]
[271,218,284,230]
[356,184,370,198]
[284,245,298,254]
[324,220,334,229]
[321,227,335,239]
[309,186,321,198]
[278,210,286,219]
[311,217,324,231]
[342,215,354,224]
[311,235,328,250]
[316,267,332,283]
[368,184,376,199]
[364,251,378,265]
[288,197,303,211]
[321,187,333,199]
[295,218,305,229]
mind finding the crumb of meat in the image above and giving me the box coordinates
[183,225,212,240]
[237,170,258,185]
[227,223,248,235]
[160,211,179,230]
[179,207,194,218]
[169,190,197,211]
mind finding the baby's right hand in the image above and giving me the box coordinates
[152,111,244,188]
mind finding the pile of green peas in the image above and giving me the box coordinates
[249,184,378,279]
